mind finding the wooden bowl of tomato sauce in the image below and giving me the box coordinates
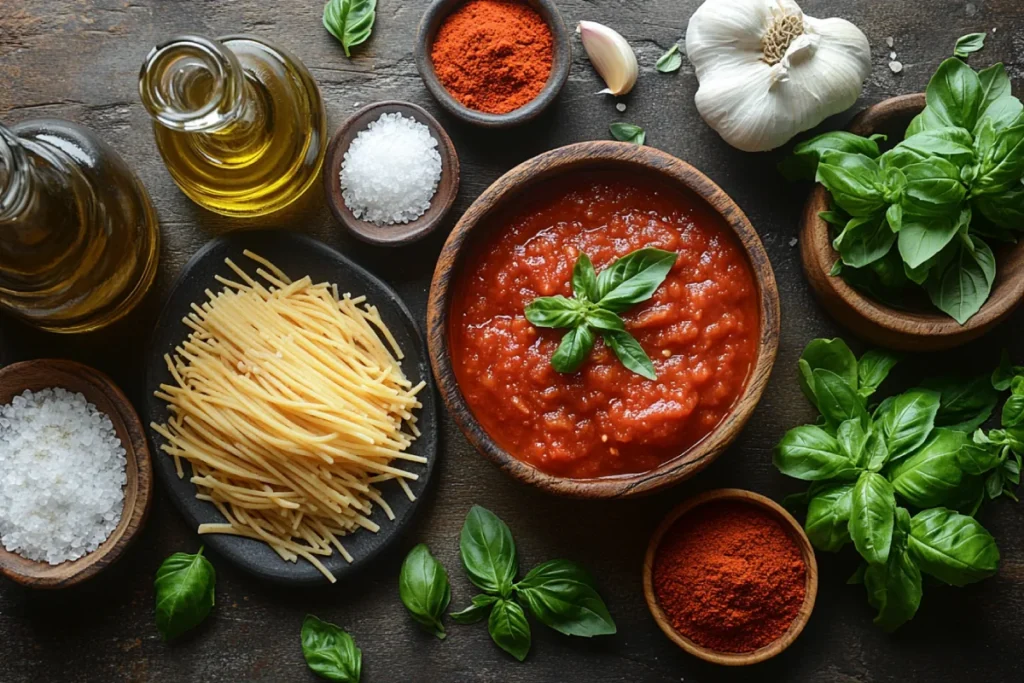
[427,141,780,498]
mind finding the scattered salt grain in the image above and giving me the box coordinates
[616,103,627,112]
[789,237,798,247]
[890,51,897,60]
[340,112,443,226]
[0,388,126,564]
[886,36,894,48]
[889,60,903,74]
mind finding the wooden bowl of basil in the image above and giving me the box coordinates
[799,89,1024,351]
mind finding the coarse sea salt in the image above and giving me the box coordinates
[0,388,126,564]
[340,112,443,226]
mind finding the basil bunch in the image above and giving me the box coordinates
[525,248,676,379]
[776,338,1021,631]
[154,547,216,641]
[782,35,1024,325]
[973,351,1024,500]
[301,615,361,682]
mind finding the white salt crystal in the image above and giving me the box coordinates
[889,60,903,73]
[890,51,897,59]
[789,238,798,247]
[0,388,126,564]
[886,36,894,48]
[616,103,627,112]
[340,112,443,226]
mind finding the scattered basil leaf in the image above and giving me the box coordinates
[323,0,377,58]
[399,544,451,639]
[460,506,518,597]
[524,295,586,329]
[953,32,987,59]
[514,560,617,637]
[550,324,596,374]
[603,330,655,380]
[773,425,860,481]
[850,471,897,565]
[655,44,682,73]
[908,507,999,585]
[450,594,500,625]
[488,599,531,662]
[301,615,362,683]
[154,547,216,641]
[805,483,854,552]
[610,122,645,145]
[595,248,677,311]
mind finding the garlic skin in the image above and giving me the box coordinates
[578,21,638,96]
[685,0,871,152]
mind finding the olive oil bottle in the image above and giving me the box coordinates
[0,119,159,333]
[139,35,327,217]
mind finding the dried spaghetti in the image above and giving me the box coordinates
[151,251,425,582]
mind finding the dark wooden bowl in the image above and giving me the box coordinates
[323,101,460,247]
[414,0,572,128]
[800,93,1024,350]
[0,359,152,589]
[642,489,818,666]
[427,141,781,499]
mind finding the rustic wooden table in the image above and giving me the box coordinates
[2,1,1023,681]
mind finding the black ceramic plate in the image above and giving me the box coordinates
[143,231,438,585]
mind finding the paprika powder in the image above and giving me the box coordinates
[652,500,807,653]
[430,0,553,114]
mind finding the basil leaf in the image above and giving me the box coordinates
[924,235,995,325]
[805,483,854,552]
[450,594,499,625]
[813,368,869,429]
[609,122,645,145]
[572,253,599,302]
[900,158,967,217]
[973,183,1024,230]
[906,106,950,137]
[953,32,986,58]
[1003,394,1024,429]
[857,350,900,398]
[850,471,897,565]
[816,151,887,216]
[926,57,983,130]
[892,128,976,167]
[550,325,595,374]
[833,214,895,268]
[154,548,216,641]
[655,45,682,73]
[603,330,655,380]
[888,429,967,508]
[301,615,361,683]
[323,0,377,58]
[992,350,1024,391]
[514,560,616,637]
[864,515,922,632]
[879,389,941,462]
[974,96,1024,138]
[488,599,531,661]
[584,308,625,332]
[908,508,999,586]
[524,295,586,329]
[780,132,883,182]
[595,248,676,311]
[944,472,987,515]
[398,544,451,639]
[460,506,518,597]
[837,418,868,465]
[974,122,1024,195]
[897,210,963,270]
[864,425,891,472]
[798,337,858,407]
[774,425,860,481]
[957,437,1002,475]
[922,373,1000,432]
[977,63,1012,118]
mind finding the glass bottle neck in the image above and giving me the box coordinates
[0,124,35,222]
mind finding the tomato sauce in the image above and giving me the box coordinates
[449,172,759,479]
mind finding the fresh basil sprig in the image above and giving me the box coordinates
[301,615,362,682]
[524,248,676,379]
[323,0,376,57]
[154,547,216,641]
[399,544,451,639]
[449,506,616,661]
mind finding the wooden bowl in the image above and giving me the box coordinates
[800,93,1024,350]
[642,489,818,666]
[0,359,152,589]
[414,0,572,128]
[427,141,781,498]
[323,101,460,247]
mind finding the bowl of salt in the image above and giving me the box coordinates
[324,101,460,247]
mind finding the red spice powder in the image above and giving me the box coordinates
[652,501,806,653]
[430,0,553,114]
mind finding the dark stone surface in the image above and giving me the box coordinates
[1,1,1022,681]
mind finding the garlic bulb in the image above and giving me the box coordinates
[578,21,638,96]
[685,0,871,152]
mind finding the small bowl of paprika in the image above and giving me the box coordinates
[643,489,818,666]
[415,0,572,128]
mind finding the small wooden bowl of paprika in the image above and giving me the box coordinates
[642,489,818,666]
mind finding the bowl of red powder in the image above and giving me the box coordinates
[415,0,572,127]
[643,489,818,666]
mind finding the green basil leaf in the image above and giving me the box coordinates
[514,560,617,637]
[602,330,656,380]
[896,210,963,270]
[798,337,859,407]
[864,531,922,632]
[524,295,586,329]
[974,122,1024,195]
[459,505,518,597]
[833,214,895,268]
[906,106,951,137]
[550,325,595,374]
[924,235,995,325]
[908,507,999,586]
[398,544,451,639]
[820,209,851,227]
[814,368,869,429]
[450,594,499,624]
[973,183,1024,230]
[977,63,1012,118]
[323,0,377,58]
[888,428,967,508]
[900,158,967,217]
[1003,394,1024,428]
[953,32,987,58]
[780,132,883,182]
[857,350,900,398]
[992,351,1024,391]
[595,248,676,311]
[609,122,645,145]
[922,373,1000,432]
[488,599,531,662]
[864,425,891,472]
[655,44,682,73]
[805,483,854,552]
[572,252,600,302]
[816,151,887,216]
[774,425,860,481]
[301,615,361,682]
[850,471,897,565]
[957,437,1003,475]
[154,548,216,641]
[975,95,1023,138]
[879,389,941,462]
[585,308,625,332]
[926,57,983,130]
[837,418,868,464]
[893,128,976,167]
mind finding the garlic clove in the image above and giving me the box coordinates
[578,21,638,96]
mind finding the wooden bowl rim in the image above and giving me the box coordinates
[800,92,1024,349]
[413,0,573,128]
[0,359,153,589]
[427,141,781,499]
[641,488,819,666]
[323,100,461,247]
